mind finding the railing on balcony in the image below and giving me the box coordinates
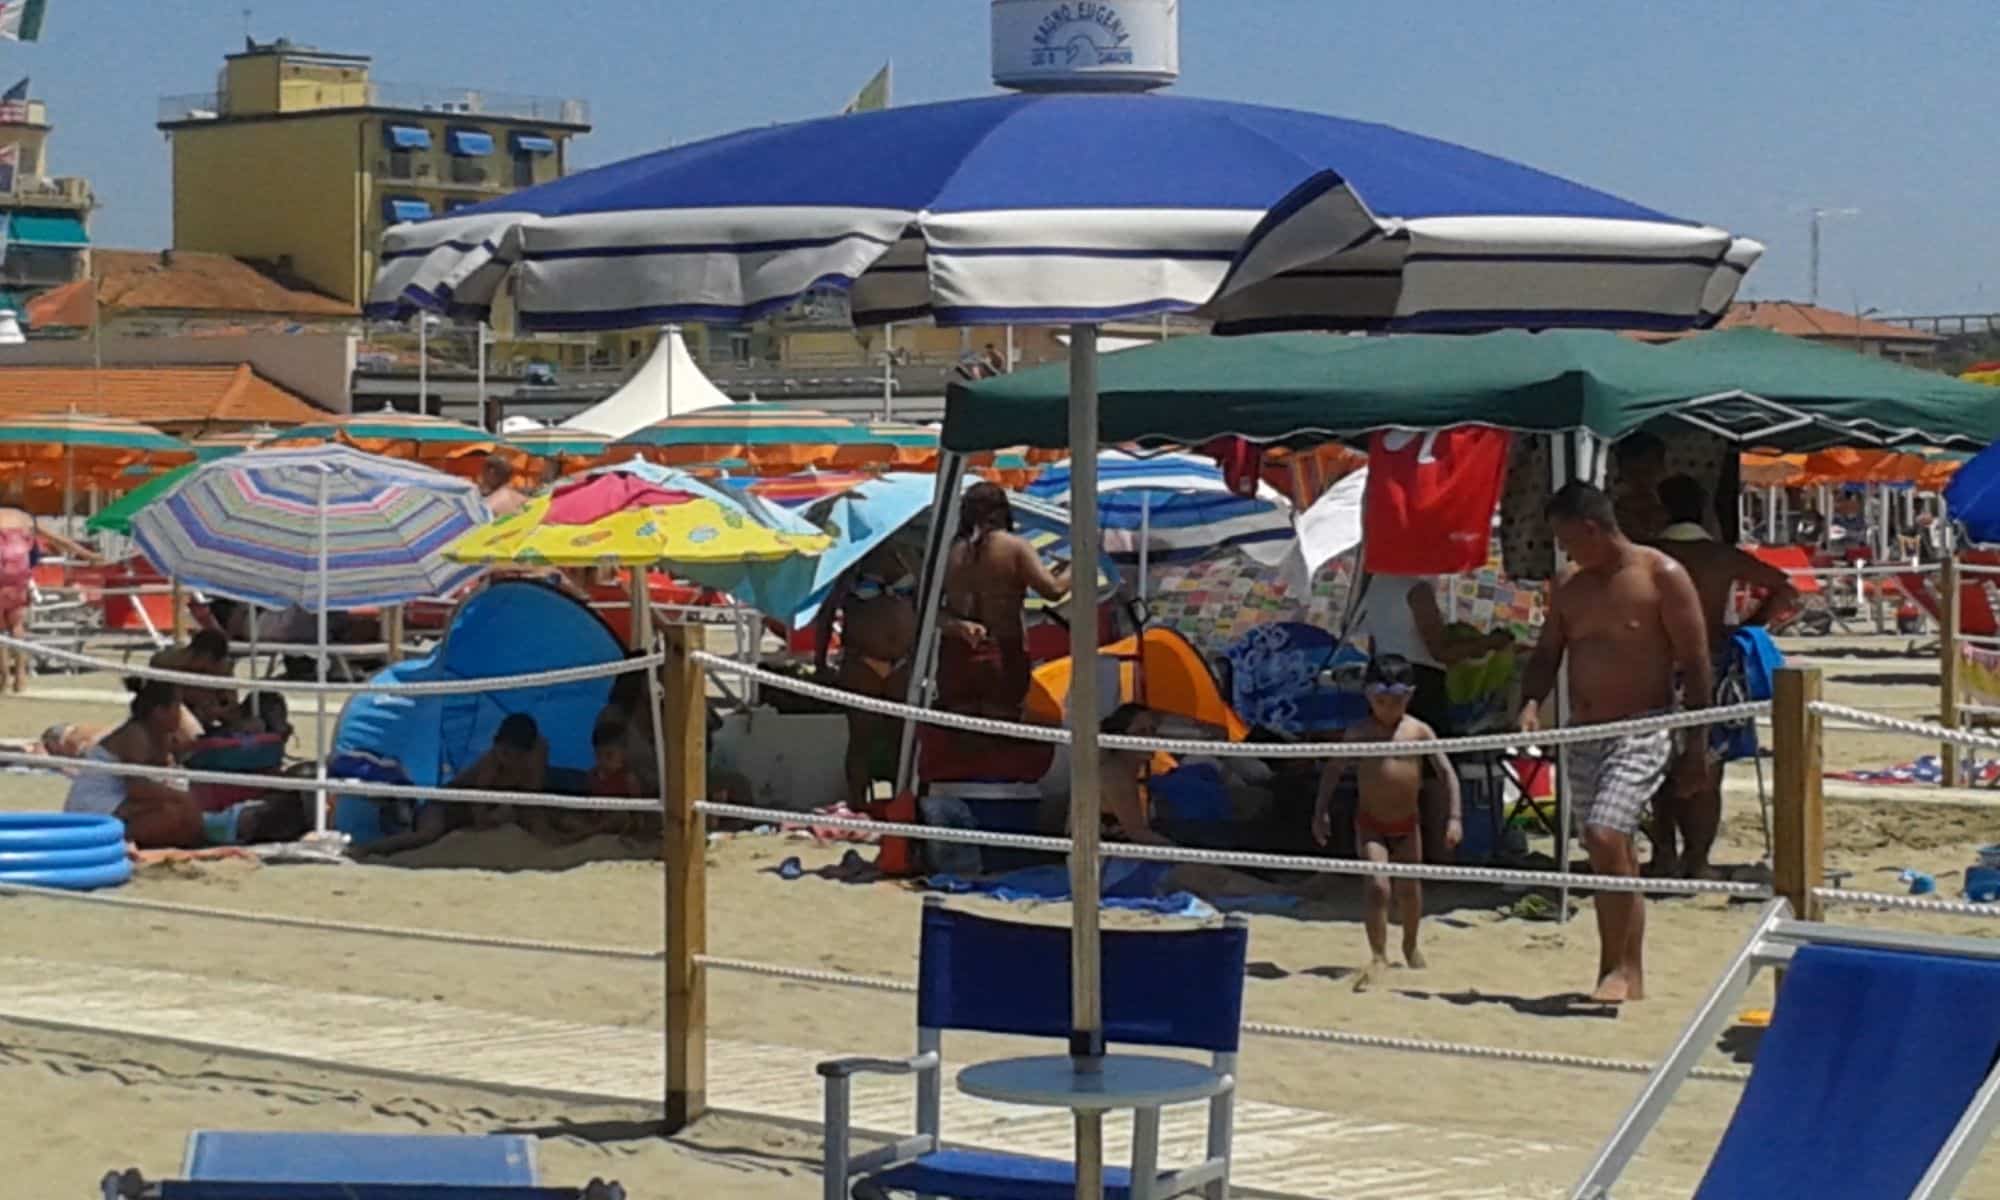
[159,86,589,126]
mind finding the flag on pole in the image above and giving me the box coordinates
[0,0,46,42]
[840,62,891,115]
[0,78,29,124]
[0,144,19,194]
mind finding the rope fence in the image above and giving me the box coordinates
[689,649,1763,759]
[0,750,662,813]
[691,954,1751,1084]
[694,800,1766,897]
[1814,889,2000,920]
[1809,701,2000,754]
[0,879,664,962]
[0,633,663,697]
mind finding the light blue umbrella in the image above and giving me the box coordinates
[368,67,1764,1187]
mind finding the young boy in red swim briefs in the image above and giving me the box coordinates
[1313,654,1462,992]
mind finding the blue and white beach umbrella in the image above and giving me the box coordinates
[1025,450,1296,573]
[372,93,1759,334]
[367,80,1763,1176]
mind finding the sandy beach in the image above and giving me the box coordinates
[4,637,1999,1196]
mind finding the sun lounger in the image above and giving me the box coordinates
[820,896,1248,1200]
[1574,899,2000,1198]
[101,1130,624,1199]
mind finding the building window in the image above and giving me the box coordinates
[451,158,489,186]
[386,149,415,180]
[512,155,537,188]
[508,131,556,189]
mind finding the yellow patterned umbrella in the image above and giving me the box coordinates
[447,465,828,568]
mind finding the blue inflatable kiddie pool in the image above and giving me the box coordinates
[0,812,132,890]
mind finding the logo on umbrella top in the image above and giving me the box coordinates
[1031,2,1135,68]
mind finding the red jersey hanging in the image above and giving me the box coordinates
[1363,426,1511,575]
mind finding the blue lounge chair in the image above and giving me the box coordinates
[1575,899,2000,1199]
[820,897,1249,1200]
[101,1131,624,1199]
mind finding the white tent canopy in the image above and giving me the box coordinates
[559,326,732,438]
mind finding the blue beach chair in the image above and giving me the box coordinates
[101,1131,624,1199]
[1574,899,2000,1199]
[819,897,1249,1200]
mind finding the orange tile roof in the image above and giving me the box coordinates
[0,364,328,428]
[1632,301,1941,344]
[25,249,356,329]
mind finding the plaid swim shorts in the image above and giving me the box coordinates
[1569,730,1673,836]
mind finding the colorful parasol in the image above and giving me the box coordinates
[447,461,829,612]
[611,403,890,473]
[505,426,612,464]
[130,445,489,611]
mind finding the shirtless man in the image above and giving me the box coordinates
[938,483,1070,720]
[1313,655,1462,991]
[478,453,529,518]
[1647,475,1798,878]
[1519,483,1710,1004]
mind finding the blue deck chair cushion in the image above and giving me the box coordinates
[868,1149,1135,1200]
[1697,943,2000,1198]
[915,906,1247,1052]
[183,1131,535,1186]
[158,1187,588,1199]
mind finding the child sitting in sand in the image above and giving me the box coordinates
[354,714,547,859]
[1313,654,1462,992]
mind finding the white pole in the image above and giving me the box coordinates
[664,324,677,419]
[313,469,331,833]
[1065,323,1105,1200]
[1136,490,1150,603]
[248,605,260,716]
[418,318,428,414]
[1549,434,1577,927]
[1004,325,1015,373]
[882,324,896,422]
[476,322,489,431]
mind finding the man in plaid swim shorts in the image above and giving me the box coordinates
[1520,482,1712,1006]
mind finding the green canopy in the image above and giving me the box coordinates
[943,328,2000,455]
[86,463,197,536]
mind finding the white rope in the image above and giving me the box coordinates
[1782,563,1928,579]
[688,650,1761,759]
[1808,702,2000,754]
[0,879,665,961]
[0,633,663,697]
[691,954,1749,1083]
[0,750,661,813]
[694,801,1767,897]
[1814,888,2000,919]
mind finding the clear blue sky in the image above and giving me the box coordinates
[15,0,1998,314]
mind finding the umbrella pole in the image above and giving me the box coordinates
[1137,491,1150,603]
[1065,324,1106,1200]
[314,470,331,835]
[248,605,260,719]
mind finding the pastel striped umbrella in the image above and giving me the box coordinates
[130,444,489,611]
[612,403,889,473]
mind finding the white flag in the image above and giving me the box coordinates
[0,0,47,42]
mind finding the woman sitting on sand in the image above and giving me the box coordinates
[65,681,204,848]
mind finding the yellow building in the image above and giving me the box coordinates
[0,86,96,309]
[157,38,588,309]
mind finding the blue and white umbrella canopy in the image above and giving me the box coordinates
[1025,450,1296,567]
[131,445,490,611]
[371,93,1760,335]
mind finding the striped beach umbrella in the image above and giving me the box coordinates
[612,403,888,473]
[130,444,489,612]
[504,426,612,480]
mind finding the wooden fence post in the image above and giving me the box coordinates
[1771,667,1825,921]
[385,605,406,664]
[170,577,188,643]
[1941,555,1962,788]
[663,620,708,1132]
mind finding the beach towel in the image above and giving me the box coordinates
[925,859,1216,918]
[1830,755,2000,788]
[1712,627,1784,761]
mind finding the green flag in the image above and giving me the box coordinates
[0,0,46,42]
[840,62,891,115]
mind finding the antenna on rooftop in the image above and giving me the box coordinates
[1806,206,1859,307]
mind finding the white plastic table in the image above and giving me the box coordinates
[956,1054,1233,1200]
